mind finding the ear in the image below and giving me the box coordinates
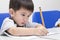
[9,8,15,17]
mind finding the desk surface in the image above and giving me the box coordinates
[0,27,60,40]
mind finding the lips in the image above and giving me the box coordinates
[21,22,26,25]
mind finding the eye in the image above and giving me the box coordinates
[27,15,30,17]
[21,14,25,16]
[28,14,31,17]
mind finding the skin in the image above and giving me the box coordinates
[7,7,48,36]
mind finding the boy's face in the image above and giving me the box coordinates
[9,8,32,27]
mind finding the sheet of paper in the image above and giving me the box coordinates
[0,36,52,40]
[39,27,60,40]
[47,27,60,35]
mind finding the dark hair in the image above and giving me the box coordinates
[9,0,34,12]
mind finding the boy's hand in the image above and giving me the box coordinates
[35,24,48,36]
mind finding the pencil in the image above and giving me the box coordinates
[39,7,45,27]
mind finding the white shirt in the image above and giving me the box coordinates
[0,17,41,36]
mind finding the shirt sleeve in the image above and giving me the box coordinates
[0,17,16,35]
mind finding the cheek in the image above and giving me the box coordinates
[16,16,24,22]
[13,15,23,21]
[18,18,23,22]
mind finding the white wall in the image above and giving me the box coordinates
[0,0,60,13]
[0,0,9,13]
[32,0,60,12]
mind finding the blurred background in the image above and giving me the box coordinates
[0,0,60,22]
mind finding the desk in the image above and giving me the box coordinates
[0,27,60,40]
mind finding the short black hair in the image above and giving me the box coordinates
[9,0,34,12]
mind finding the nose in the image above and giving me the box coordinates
[24,17,28,23]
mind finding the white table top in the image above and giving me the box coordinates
[0,27,60,40]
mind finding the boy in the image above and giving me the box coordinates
[0,0,48,36]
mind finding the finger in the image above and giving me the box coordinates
[38,28,47,36]
[39,28,48,35]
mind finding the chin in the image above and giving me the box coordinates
[19,24,25,26]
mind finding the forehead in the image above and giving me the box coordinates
[15,7,32,15]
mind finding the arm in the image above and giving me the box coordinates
[7,27,36,36]
[7,26,48,36]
